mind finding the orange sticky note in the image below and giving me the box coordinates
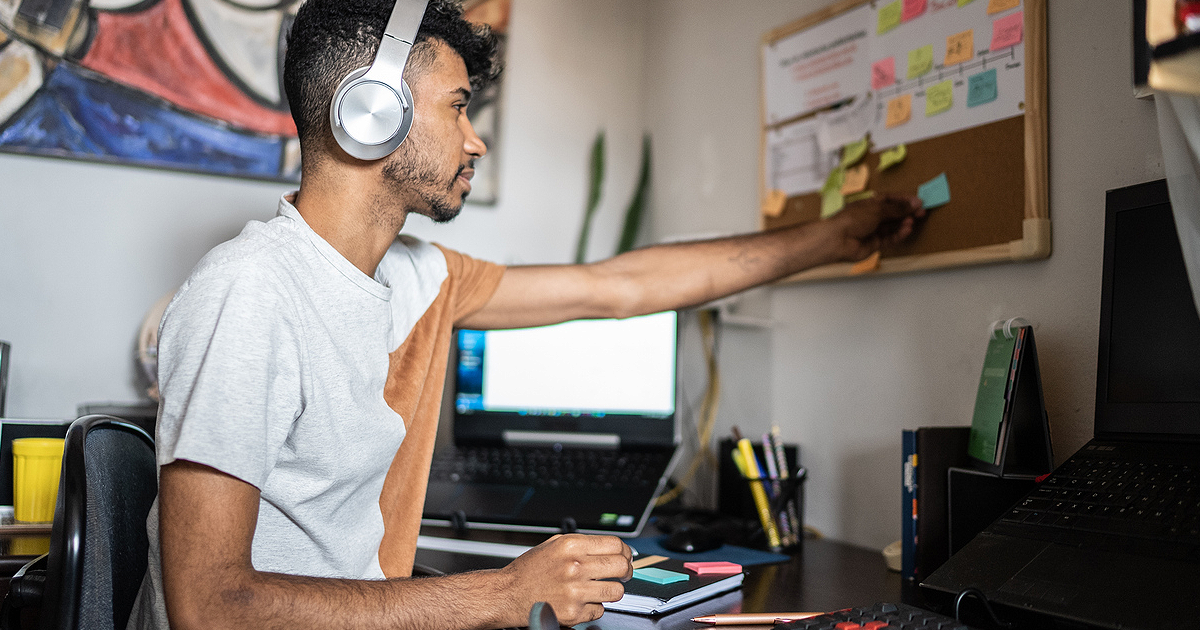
[902,0,927,22]
[886,94,912,128]
[872,57,896,90]
[850,251,882,275]
[944,30,974,66]
[987,0,1019,14]
[840,163,869,195]
[761,189,787,218]
[990,11,1023,50]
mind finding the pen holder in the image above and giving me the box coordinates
[740,467,806,553]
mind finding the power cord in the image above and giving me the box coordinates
[655,308,721,506]
[954,587,1015,629]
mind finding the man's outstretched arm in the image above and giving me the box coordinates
[159,460,631,630]
[459,195,924,330]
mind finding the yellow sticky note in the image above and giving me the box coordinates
[841,137,870,168]
[877,1,902,34]
[907,44,934,79]
[878,144,907,171]
[761,189,787,218]
[841,163,869,195]
[886,94,912,128]
[850,251,882,275]
[821,189,846,218]
[987,0,1019,14]
[925,80,953,116]
[958,0,976,5]
[846,190,876,203]
[944,30,974,66]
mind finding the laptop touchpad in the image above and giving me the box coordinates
[425,481,534,519]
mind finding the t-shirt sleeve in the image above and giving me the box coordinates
[154,264,304,489]
[433,244,506,323]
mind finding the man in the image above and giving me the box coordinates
[129,1,924,629]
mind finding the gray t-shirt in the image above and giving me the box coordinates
[128,196,456,629]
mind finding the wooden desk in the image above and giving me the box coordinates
[415,531,915,630]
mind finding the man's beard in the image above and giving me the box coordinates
[382,148,470,224]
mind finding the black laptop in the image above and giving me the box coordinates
[422,311,681,537]
[923,179,1200,629]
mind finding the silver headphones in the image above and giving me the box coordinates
[329,0,430,160]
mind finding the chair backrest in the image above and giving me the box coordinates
[39,415,156,630]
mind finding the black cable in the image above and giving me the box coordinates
[954,587,1015,629]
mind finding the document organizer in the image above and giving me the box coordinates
[966,318,1053,478]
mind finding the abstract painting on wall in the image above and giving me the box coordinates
[0,0,507,192]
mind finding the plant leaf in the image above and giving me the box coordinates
[574,131,606,264]
[616,134,652,255]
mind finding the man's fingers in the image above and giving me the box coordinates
[581,553,633,581]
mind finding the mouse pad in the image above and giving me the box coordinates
[628,537,788,567]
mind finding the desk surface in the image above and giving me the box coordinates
[415,531,913,630]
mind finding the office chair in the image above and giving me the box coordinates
[2,415,156,630]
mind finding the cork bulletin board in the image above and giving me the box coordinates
[759,0,1048,281]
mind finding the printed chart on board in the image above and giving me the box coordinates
[762,0,1027,198]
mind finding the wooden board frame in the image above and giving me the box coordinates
[759,0,1049,282]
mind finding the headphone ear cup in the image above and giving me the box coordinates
[329,68,415,160]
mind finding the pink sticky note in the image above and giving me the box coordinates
[684,561,743,576]
[989,11,1023,50]
[871,57,896,90]
[902,0,927,22]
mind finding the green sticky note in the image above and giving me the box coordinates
[918,172,951,209]
[633,567,689,585]
[925,80,953,116]
[958,0,975,6]
[878,144,907,171]
[821,166,845,194]
[846,190,875,203]
[907,44,934,79]
[878,1,902,34]
[821,189,846,218]
[841,136,869,168]
[967,333,1018,463]
[967,68,999,107]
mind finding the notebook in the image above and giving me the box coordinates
[422,311,681,537]
[922,179,1200,629]
[604,558,744,615]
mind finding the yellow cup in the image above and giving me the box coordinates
[13,438,64,523]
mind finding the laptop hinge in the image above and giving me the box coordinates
[502,431,620,449]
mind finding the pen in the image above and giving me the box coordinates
[691,612,822,625]
[731,427,782,551]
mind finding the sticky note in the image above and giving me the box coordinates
[850,251,882,275]
[958,0,976,6]
[872,57,896,90]
[841,163,869,195]
[684,561,743,576]
[944,29,974,66]
[918,172,951,209]
[841,136,869,168]
[967,68,999,107]
[877,1,902,34]
[902,0,927,22]
[990,11,1024,50]
[821,189,845,218]
[907,44,933,79]
[761,189,787,218]
[878,144,907,171]
[925,80,953,116]
[633,567,689,585]
[632,555,669,569]
[987,0,1019,14]
[846,190,876,203]
[886,94,912,128]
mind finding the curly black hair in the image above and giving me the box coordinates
[283,0,502,157]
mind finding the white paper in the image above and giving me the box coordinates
[816,93,874,154]
[765,117,824,196]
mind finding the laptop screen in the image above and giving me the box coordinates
[452,311,679,446]
[1096,180,1200,437]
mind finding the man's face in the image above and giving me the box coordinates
[382,40,488,223]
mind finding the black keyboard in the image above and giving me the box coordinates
[998,455,1200,544]
[429,446,669,492]
[778,603,975,630]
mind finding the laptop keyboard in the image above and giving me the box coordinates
[778,603,974,630]
[429,446,669,492]
[999,455,1200,545]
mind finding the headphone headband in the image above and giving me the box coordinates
[329,0,430,160]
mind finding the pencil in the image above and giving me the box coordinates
[691,612,822,625]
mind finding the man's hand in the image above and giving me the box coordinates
[826,194,925,262]
[497,534,632,626]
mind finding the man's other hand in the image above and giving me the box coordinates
[827,194,925,262]
[498,534,632,626]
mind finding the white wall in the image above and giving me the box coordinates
[641,0,1166,550]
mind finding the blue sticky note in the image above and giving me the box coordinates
[918,173,951,209]
[967,68,998,108]
[633,567,689,585]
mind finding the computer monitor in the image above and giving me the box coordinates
[452,311,679,447]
